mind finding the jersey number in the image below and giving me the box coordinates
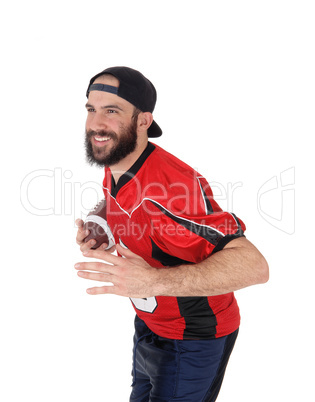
[130,297,158,313]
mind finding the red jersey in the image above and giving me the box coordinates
[103,142,246,340]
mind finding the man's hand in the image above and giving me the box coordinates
[75,218,113,252]
[75,244,159,297]
[75,234,268,298]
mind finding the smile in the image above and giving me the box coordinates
[93,135,111,145]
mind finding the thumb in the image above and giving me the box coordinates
[116,243,137,259]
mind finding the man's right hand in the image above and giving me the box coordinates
[75,218,109,252]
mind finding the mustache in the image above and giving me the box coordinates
[85,129,117,140]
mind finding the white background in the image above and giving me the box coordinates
[1,1,314,401]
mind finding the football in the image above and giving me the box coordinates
[83,198,115,249]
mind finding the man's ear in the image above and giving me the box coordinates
[137,112,154,132]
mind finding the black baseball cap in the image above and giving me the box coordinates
[86,66,162,138]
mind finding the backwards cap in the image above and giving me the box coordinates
[86,66,162,138]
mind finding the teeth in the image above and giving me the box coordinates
[95,136,110,142]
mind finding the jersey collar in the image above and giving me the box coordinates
[110,142,156,198]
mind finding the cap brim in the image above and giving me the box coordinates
[148,120,162,138]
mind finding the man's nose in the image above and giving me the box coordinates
[88,113,108,132]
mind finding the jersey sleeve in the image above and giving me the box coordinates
[148,175,246,265]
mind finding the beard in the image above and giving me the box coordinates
[85,119,138,167]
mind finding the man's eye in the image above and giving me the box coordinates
[107,109,117,114]
[87,108,95,113]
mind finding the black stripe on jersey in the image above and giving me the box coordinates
[177,297,217,339]
[198,178,213,214]
[150,239,217,339]
[149,200,223,246]
[212,213,245,254]
[150,238,191,266]
[231,213,243,231]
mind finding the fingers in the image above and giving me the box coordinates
[75,218,89,245]
[75,220,119,296]
[75,219,102,251]
[115,244,150,268]
[77,270,114,283]
[75,218,115,253]
[104,244,116,254]
[75,218,84,228]
[82,248,122,266]
[115,243,139,259]
[81,240,114,253]
[75,261,116,274]
[95,243,115,253]
[75,263,116,295]
[86,286,115,295]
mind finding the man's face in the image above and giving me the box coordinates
[85,75,138,167]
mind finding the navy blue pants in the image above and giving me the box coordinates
[130,316,238,402]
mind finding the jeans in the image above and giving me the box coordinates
[130,316,239,402]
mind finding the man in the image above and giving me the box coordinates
[75,66,269,401]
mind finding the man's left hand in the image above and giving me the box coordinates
[75,244,159,297]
